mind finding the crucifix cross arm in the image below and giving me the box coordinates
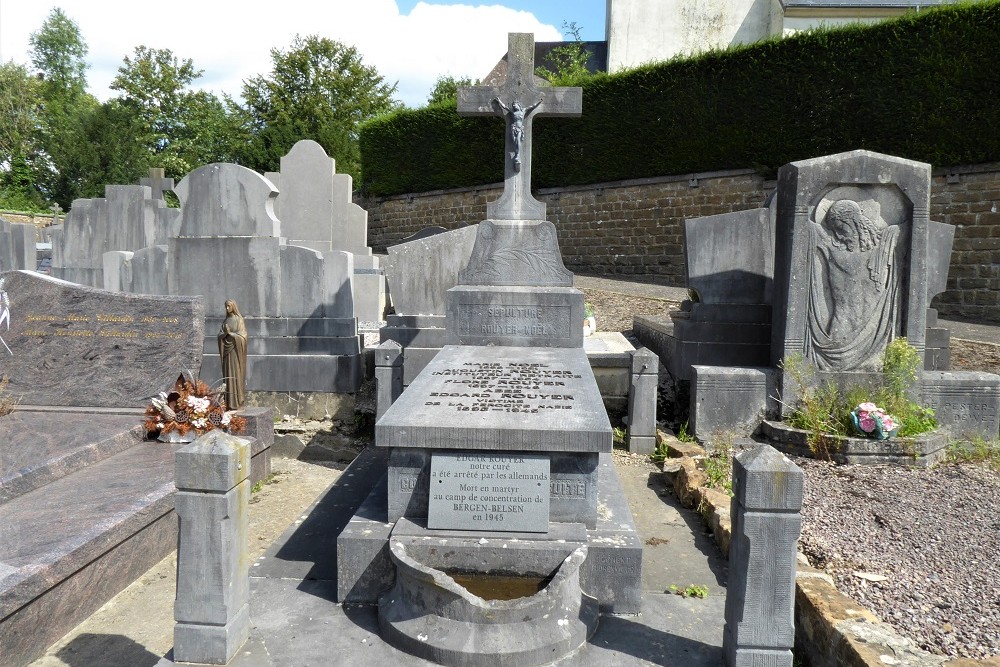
[456,32,583,220]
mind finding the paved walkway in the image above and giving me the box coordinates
[575,273,1000,345]
[208,450,728,667]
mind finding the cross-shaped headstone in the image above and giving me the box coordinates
[458,32,582,221]
[140,167,174,201]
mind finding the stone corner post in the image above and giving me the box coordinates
[627,347,659,455]
[173,431,251,665]
[723,445,803,667]
[375,339,404,420]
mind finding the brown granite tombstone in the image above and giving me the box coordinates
[0,269,203,407]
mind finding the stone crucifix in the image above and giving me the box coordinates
[458,32,582,221]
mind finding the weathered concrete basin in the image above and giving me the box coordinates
[378,541,599,666]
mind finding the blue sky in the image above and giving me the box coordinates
[396,1,607,40]
[0,1,608,108]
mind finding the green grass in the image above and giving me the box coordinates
[700,437,734,496]
[668,583,709,599]
[946,437,1000,471]
[782,339,937,456]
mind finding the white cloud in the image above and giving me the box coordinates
[0,0,561,107]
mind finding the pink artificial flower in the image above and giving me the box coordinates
[859,416,877,432]
[880,415,897,432]
[858,402,879,413]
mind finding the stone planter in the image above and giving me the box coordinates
[759,420,948,467]
[378,542,598,667]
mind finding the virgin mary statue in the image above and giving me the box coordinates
[218,299,248,409]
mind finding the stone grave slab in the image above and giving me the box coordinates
[0,270,203,407]
[427,452,550,532]
[376,345,611,453]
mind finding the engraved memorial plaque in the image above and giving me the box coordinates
[376,345,612,454]
[0,270,203,407]
[427,452,550,532]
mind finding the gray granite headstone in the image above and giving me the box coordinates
[384,225,479,317]
[427,452,550,532]
[772,150,933,374]
[170,163,284,316]
[0,219,35,273]
[51,185,180,288]
[0,269,203,407]
[684,208,774,304]
[266,139,368,255]
[691,366,774,440]
[266,141,383,323]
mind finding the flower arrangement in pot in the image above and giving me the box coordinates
[850,402,898,440]
[144,372,246,443]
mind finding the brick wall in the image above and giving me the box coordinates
[358,162,1000,321]
[929,164,1000,321]
[360,168,769,286]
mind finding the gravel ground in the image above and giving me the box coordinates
[586,287,1000,660]
[579,287,677,335]
[797,459,1000,659]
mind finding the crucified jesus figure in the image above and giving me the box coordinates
[493,96,542,172]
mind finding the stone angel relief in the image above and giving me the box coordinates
[0,277,11,355]
[806,198,905,371]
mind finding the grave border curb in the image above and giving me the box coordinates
[655,429,996,667]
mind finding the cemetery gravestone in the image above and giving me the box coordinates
[50,184,181,288]
[646,148,999,447]
[772,151,930,377]
[340,33,642,666]
[0,270,203,407]
[113,162,363,394]
[380,225,479,384]
[0,218,35,273]
[266,140,385,325]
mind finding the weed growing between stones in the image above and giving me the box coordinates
[650,438,670,465]
[0,375,17,417]
[668,583,709,599]
[946,437,1000,471]
[676,421,696,443]
[699,433,734,496]
[781,339,937,457]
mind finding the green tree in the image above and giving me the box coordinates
[426,75,477,106]
[0,62,46,211]
[111,46,237,176]
[535,22,592,84]
[232,35,399,178]
[29,7,88,97]
[27,8,98,208]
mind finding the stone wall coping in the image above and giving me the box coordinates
[656,428,992,667]
[359,168,760,204]
[358,161,1000,205]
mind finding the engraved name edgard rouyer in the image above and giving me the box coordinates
[424,361,581,414]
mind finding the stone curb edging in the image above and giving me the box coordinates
[655,429,998,667]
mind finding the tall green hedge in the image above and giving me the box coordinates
[359,1,1000,197]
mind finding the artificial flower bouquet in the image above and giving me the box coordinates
[144,372,246,441]
[850,402,898,440]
